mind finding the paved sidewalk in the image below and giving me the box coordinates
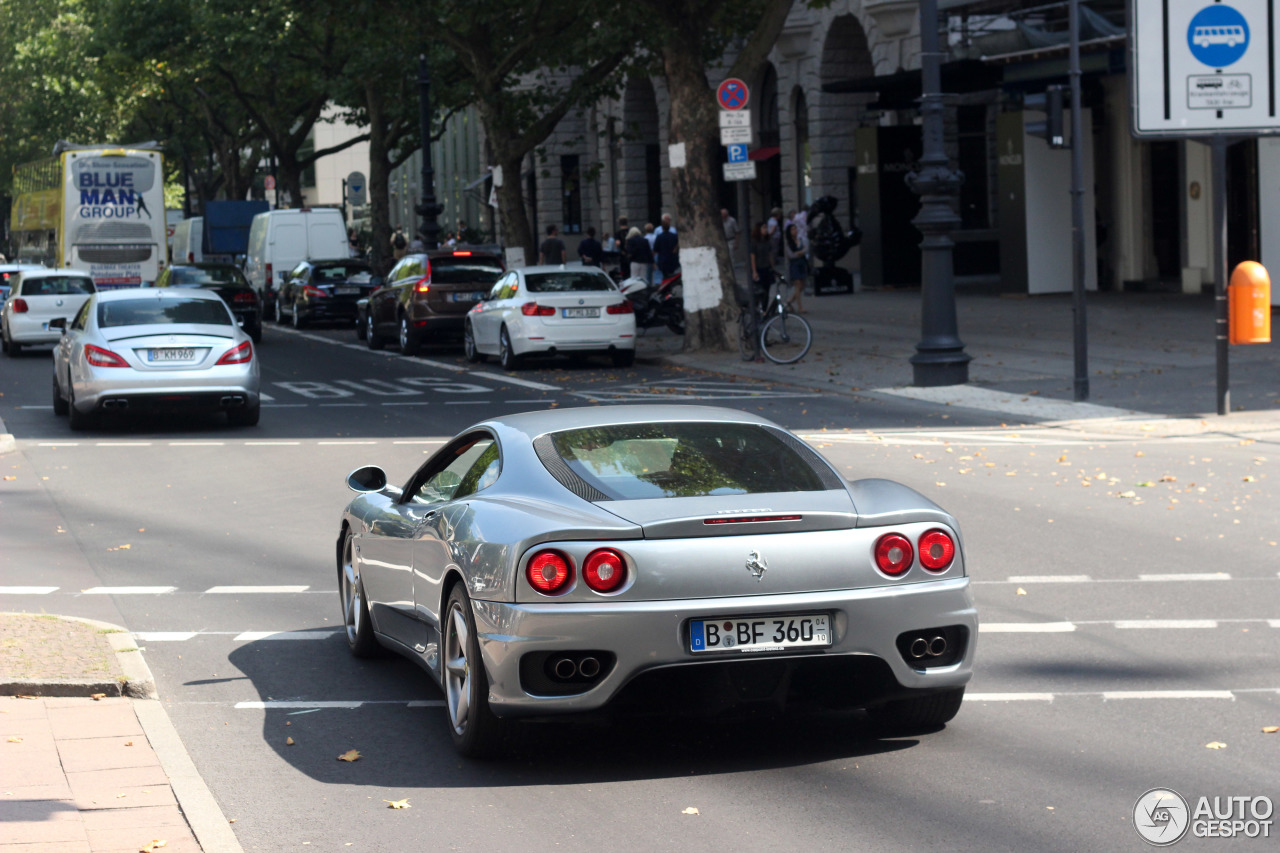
[638,287,1280,428]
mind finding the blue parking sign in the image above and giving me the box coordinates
[727,143,748,163]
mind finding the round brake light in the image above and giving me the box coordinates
[583,548,627,593]
[526,550,572,595]
[918,529,956,572]
[874,533,914,576]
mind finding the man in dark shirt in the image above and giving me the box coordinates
[614,216,630,277]
[577,227,603,267]
[539,225,566,265]
[653,217,679,277]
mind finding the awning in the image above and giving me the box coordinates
[749,146,780,161]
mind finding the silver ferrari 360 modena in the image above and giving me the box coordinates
[338,405,977,756]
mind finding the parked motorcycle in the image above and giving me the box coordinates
[618,272,685,336]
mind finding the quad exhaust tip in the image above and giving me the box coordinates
[550,654,604,681]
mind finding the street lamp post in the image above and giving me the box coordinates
[907,0,971,386]
[416,53,444,250]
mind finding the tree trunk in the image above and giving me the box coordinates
[276,151,304,209]
[662,35,737,352]
[493,151,535,265]
[365,83,394,275]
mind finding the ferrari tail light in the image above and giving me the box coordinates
[303,285,326,298]
[234,291,258,303]
[583,548,626,593]
[85,344,129,367]
[606,301,634,314]
[216,340,253,365]
[874,533,914,576]
[526,550,572,595]
[521,302,555,316]
[11,298,28,313]
[918,529,956,572]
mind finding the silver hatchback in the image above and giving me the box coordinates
[52,288,261,429]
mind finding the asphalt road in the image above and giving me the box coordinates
[1,324,1277,852]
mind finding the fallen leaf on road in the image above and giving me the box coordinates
[1243,476,1256,482]
[1205,741,1227,749]
[6,737,22,743]
[125,741,133,746]
[1263,726,1279,734]
[1118,491,1137,498]
[1016,588,1027,596]
[286,737,295,746]
[2,476,14,481]
[1160,475,1177,482]
[1135,451,1145,457]
[14,695,36,700]
[139,841,167,852]
[90,694,106,701]
[107,544,132,551]
[1136,481,1154,487]
[682,807,700,815]
[385,799,411,809]
[337,749,361,762]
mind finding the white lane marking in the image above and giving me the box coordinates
[95,442,152,447]
[417,358,468,373]
[474,371,558,391]
[1102,690,1235,701]
[17,405,54,410]
[261,403,308,408]
[1269,620,1280,628]
[205,585,310,594]
[1007,575,1092,584]
[259,392,275,401]
[168,441,225,446]
[1114,619,1218,629]
[446,400,490,405]
[233,630,341,641]
[235,700,445,709]
[382,401,431,406]
[1139,573,1231,581]
[244,441,301,446]
[319,403,367,407]
[82,586,176,595]
[393,440,447,445]
[506,399,550,404]
[133,632,198,642]
[36,442,79,446]
[0,586,59,594]
[872,385,1147,421]
[965,693,1055,702]
[317,440,378,445]
[980,622,1076,633]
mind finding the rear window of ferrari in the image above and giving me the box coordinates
[98,297,233,328]
[548,422,828,500]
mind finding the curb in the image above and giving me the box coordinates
[0,613,157,698]
[0,433,14,454]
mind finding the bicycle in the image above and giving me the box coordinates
[738,275,813,364]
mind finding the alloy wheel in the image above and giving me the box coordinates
[443,599,472,736]
[340,537,364,645]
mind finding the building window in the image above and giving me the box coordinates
[561,155,581,234]
[957,104,990,229]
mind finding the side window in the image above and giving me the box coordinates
[387,258,409,284]
[497,274,518,300]
[488,273,512,301]
[71,301,91,331]
[406,435,497,505]
[454,442,501,499]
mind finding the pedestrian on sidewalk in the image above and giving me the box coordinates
[578,227,602,267]
[614,217,631,278]
[721,208,740,255]
[785,222,809,313]
[653,215,679,280]
[540,224,566,266]
[749,222,776,299]
[625,226,653,287]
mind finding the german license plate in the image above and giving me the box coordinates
[335,286,359,295]
[689,614,830,654]
[562,307,600,318]
[148,348,195,362]
[450,291,483,302]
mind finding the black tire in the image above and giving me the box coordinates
[52,373,68,416]
[868,687,965,733]
[274,297,287,325]
[0,329,7,354]
[398,314,418,355]
[498,326,521,371]
[355,312,367,341]
[67,386,91,431]
[366,312,386,350]
[227,403,261,427]
[759,311,813,364]
[665,308,685,336]
[463,322,485,363]
[291,303,307,329]
[443,583,508,757]
[611,349,635,368]
[339,532,381,658]
[738,309,759,361]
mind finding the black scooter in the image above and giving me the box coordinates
[618,272,685,335]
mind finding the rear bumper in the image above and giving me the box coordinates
[471,577,977,717]
[80,389,260,415]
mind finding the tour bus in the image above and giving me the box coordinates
[9,142,166,289]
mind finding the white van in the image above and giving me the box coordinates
[171,217,204,264]
[242,208,348,309]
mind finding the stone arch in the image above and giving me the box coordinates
[619,76,662,227]
[813,13,875,224]
[756,62,783,214]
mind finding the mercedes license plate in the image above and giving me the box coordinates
[149,348,195,362]
[689,614,830,654]
[334,286,359,295]
[562,307,599,319]
[450,291,483,302]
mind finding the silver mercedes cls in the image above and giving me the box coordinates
[338,405,977,756]
[52,288,261,429]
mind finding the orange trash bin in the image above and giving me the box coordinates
[1228,261,1272,344]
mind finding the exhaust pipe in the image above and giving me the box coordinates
[909,638,929,659]
[552,657,577,680]
[577,656,601,679]
[927,636,948,657]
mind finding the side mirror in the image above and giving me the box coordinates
[369,276,384,288]
[346,465,388,493]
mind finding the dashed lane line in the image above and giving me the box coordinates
[1139,573,1232,582]
[81,586,176,595]
[204,586,310,594]
[0,586,59,595]
[234,700,444,709]
[965,689,1271,702]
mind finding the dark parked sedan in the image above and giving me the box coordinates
[277,259,380,328]
[155,264,263,343]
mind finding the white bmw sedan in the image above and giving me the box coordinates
[1,269,95,356]
[52,288,261,429]
[464,266,636,370]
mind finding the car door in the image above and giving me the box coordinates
[281,262,309,314]
[56,299,92,392]
[408,433,501,657]
[372,257,412,332]
[471,273,513,351]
